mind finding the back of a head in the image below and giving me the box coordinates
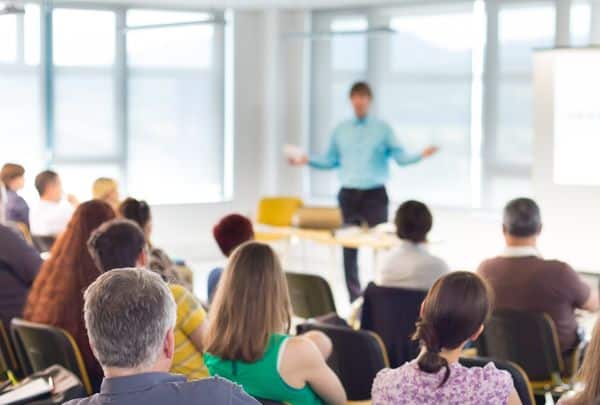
[119,197,151,229]
[1,163,25,189]
[34,170,58,197]
[88,219,146,273]
[205,241,291,362]
[395,200,433,243]
[503,198,542,238]
[413,272,492,386]
[84,269,176,369]
[572,318,600,404]
[213,214,255,257]
[92,177,118,200]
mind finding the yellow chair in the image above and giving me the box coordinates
[256,197,303,227]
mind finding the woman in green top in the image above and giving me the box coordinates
[204,242,346,405]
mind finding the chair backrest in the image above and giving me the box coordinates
[360,282,428,368]
[460,356,535,405]
[476,309,564,384]
[298,322,389,401]
[257,197,303,227]
[285,272,337,319]
[10,319,93,394]
[255,398,285,405]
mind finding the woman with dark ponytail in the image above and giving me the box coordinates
[372,272,521,404]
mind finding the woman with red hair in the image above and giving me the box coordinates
[24,200,115,391]
[207,213,254,302]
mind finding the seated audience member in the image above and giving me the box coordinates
[64,269,258,405]
[0,223,42,330]
[30,170,79,236]
[87,219,209,380]
[477,198,598,358]
[24,200,115,391]
[92,177,120,212]
[372,272,520,404]
[558,318,600,404]
[1,163,30,228]
[118,198,189,289]
[377,200,449,290]
[207,214,254,302]
[204,242,347,405]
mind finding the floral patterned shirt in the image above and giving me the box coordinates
[372,360,515,405]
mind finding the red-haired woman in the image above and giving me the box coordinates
[24,200,115,391]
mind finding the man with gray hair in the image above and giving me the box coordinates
[477,197,598,360]
[65,269,258,405]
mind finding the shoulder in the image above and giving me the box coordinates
[181,376,258,404]
[461,362,514,398]
[282,335,325,370]
[372,364,415,399]
[476,257,501,275]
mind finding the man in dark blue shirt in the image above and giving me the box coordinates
[65,269,258,405]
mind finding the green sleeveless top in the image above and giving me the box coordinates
[204,334,325,405]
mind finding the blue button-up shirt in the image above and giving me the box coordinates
[64,373,259,405]
[309,116,421,190]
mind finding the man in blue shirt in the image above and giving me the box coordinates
[290,82,437,301]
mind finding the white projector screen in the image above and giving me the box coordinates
[554,50,600,185]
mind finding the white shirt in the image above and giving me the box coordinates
[30,199,74,236]
[499,246,541,258]
[377,241,450,290]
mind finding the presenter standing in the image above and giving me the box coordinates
[289,82,438,301]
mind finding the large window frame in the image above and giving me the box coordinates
[3,1,229,204]
[308,0,588,210]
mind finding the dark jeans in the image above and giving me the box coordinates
[337,186,389,301]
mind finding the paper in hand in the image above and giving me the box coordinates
[283,144,306,160]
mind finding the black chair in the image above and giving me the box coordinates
[460,356,535,405]
[360,282,428,368]
[476,309,577,397]
[0,321,18,377]
[297,322,389,401]
[285,272,337,319]
[10,319,93,395]
[255,399,284,405]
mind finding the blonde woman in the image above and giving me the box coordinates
[92,177,120,211]
[558,319,600,404]
[204,242,347,405]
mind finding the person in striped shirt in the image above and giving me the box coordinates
[88,218,208,380]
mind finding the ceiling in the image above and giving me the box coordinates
[29,0,407,10]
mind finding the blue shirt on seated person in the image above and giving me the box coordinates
[65,269,258,405]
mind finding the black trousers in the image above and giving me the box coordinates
[337,186,389,301]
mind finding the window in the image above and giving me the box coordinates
[126,10,225,204]
[309,2,576,210]
[0,4,227,203]
[0,4,44,202]
[381,4,477,207]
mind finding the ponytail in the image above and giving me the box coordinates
[413,320,451,387]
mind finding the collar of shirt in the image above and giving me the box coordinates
[499,246,541,258]
[100,372,186,395]
[352,115,370,126]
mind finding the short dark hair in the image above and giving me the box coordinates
[119,198,151,229]
[503,198,542,238]
[1,163,25,186]
[395,200,433,243]
[349,81,373,99]
[34,170,58,196]
[213,214,255,257]
[88,219,146,272]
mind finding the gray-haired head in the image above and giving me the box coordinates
[83,268,176,369]
[503,198,542,238]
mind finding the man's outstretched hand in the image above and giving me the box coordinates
[422,146,439,159]
[288,155,309,166]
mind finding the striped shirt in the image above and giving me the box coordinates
[169,284,209,380]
